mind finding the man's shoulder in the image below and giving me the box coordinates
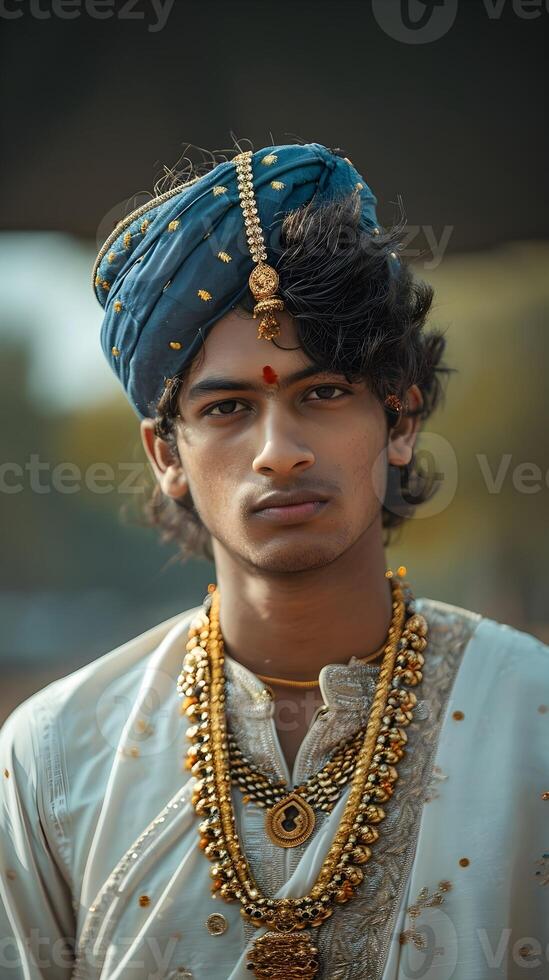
[0,603,201,754]
[416,594,549,672]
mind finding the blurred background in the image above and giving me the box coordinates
[1,0,548,723]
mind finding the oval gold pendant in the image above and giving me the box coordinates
[265,793,315,848]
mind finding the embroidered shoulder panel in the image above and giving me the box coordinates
[316,599,481,979]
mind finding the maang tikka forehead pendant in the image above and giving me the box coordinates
[234,151,285,341]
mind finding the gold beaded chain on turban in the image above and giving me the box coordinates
[234,150,286,341]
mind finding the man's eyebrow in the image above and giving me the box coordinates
[185,366,346,402]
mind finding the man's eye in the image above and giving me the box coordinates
[202,385,350,418]
[203,399,248,417]
[306,385,349,401]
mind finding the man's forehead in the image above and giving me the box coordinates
[181,315,313,394]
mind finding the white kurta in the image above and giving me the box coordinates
[0,596,548,980]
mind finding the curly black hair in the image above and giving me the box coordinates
[143,186,454,564]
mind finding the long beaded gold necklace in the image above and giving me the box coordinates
[177,571,428,979]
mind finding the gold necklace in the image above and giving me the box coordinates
[224,579,407,846]
[177,571,428,979]
[228,724,372,847]
[255,639,387,688]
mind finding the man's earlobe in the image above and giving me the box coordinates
[140,419,189,500]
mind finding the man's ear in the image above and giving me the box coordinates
[140,419,189,500]
[387,384,423,467]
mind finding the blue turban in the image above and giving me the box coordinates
[93,142,388,419]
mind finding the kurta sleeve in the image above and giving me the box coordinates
[0,693,76,979]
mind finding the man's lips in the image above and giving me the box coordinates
[251,500,328,524]
[251,491,331,512]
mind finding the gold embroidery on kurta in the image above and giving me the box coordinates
[400,881,452,949]
[197,289,212,301]
[135,718,154,736]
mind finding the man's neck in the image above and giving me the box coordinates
[210,519,394,682]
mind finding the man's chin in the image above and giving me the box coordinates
[239,540,346,575]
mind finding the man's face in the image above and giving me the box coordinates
[167,308,392,573]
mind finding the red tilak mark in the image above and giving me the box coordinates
[262,365,279,385]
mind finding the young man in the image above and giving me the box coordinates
[1,143,547,979]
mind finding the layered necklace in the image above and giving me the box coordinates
[177,572,428,979]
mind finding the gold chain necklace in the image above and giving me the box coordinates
[228,723,371,844]
[255,638,387,688]
[177,572,428,978]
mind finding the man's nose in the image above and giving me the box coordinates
[251,413,315,476]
